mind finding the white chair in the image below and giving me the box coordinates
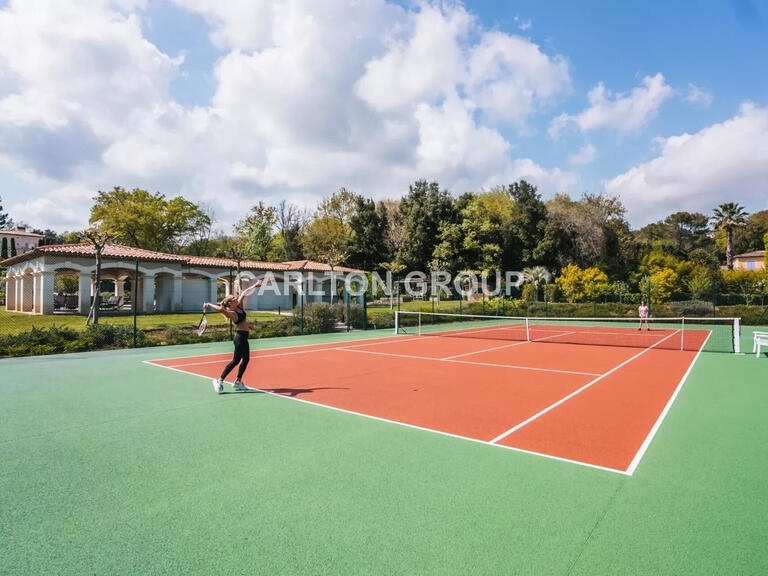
[753,331,768,358]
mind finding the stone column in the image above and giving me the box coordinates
[209,277,219,307]
[38,271,55,315]
[78,273,92,315]
[171,275,183,312]
[21,275,34,312]
[141,274,156,313]
[5,275,17,311]
[115,277,125,298]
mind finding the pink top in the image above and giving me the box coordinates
[638,305,649,318]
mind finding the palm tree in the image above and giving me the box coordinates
[711,203,748,270]
[522,266,551,302]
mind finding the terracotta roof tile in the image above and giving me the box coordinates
[0,229,44,238]
[734,250,765,258]
[1,242,366,273]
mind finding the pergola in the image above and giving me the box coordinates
[2,244,364,315]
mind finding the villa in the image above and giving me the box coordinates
[1,243,365,315]
[0,227,44,255]
[732,250,765,271]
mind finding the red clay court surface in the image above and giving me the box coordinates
[146,324,710,475]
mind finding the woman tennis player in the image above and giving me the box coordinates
[204,279,262,394]
[638,300,650,331]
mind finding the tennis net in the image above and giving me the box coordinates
[394,311,740,353]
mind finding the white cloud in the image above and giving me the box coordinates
[606,102,768,225]
[569,143,597,165]
[514,16,532,31]
[466,31,571,124]
[355,4,472,111]
[0,0,578,232]
[686,83,713,107]
[550,73,674,138]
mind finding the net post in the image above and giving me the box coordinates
[394,310,399,335]
[733,317,740,354]
[681,316,685,351]
[525,317,530,342]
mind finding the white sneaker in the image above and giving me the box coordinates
[212,378,224,394]
[232,380,248,391]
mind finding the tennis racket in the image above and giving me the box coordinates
[197,311,208,336]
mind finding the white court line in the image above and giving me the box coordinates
[161,333,450,368]
[337,347,600,377]
[440,331,578,360]
[145,331,419,364]
[489,329,682,445]
[624,331,711,475]
[142,360,629,475]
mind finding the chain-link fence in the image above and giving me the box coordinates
[2,253,767,358]
[0,252,371,358]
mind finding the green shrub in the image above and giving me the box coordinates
[297,303,339,334]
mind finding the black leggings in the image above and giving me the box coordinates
[221,331,250,380]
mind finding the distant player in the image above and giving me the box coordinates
[638,300,650,331]
[205,279,262,394]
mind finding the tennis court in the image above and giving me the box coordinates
[2,317,767,575]
[146,314,735,474]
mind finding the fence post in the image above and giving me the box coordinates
[712,278,717,318]
[345,289,351,332]
[300,290,304,335]
[229,267,233,339]
[133,257,138,347]
[362,292,368,330]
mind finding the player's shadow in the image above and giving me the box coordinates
[260,386,349,397]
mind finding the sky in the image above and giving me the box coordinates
[0,0,766,233]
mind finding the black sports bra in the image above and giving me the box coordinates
[234,308,247,325]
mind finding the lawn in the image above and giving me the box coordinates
[0,309,281,335]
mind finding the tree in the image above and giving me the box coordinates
[721,270,762,305]
[317,187,359,225]
[396,180,455,271]
[233,202,276,261]
[90,187,210,252]
[460,188,514,272]
[1,237,7,260]
[0,195,12,229]
[731,210,768,254]
[380,200,406,260]
[610,281,631,303]
[686,268,713,300]
[303,216,349,303]
[380,261,406,308]
[181,204,216,256]
[348,196,388,271]
[81,227,117,325]
[507,180,549,269]
[555,264,608,302]
[32,229,64,246]
[764,231,768,265]
[648,268,678,303]
[581,267,610,301]
[10,238,16,257]
[272,200,306,261]
[664,212,710,255]
[545,194,606,269]
[711,203,748,270]
[522,266,551,302]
